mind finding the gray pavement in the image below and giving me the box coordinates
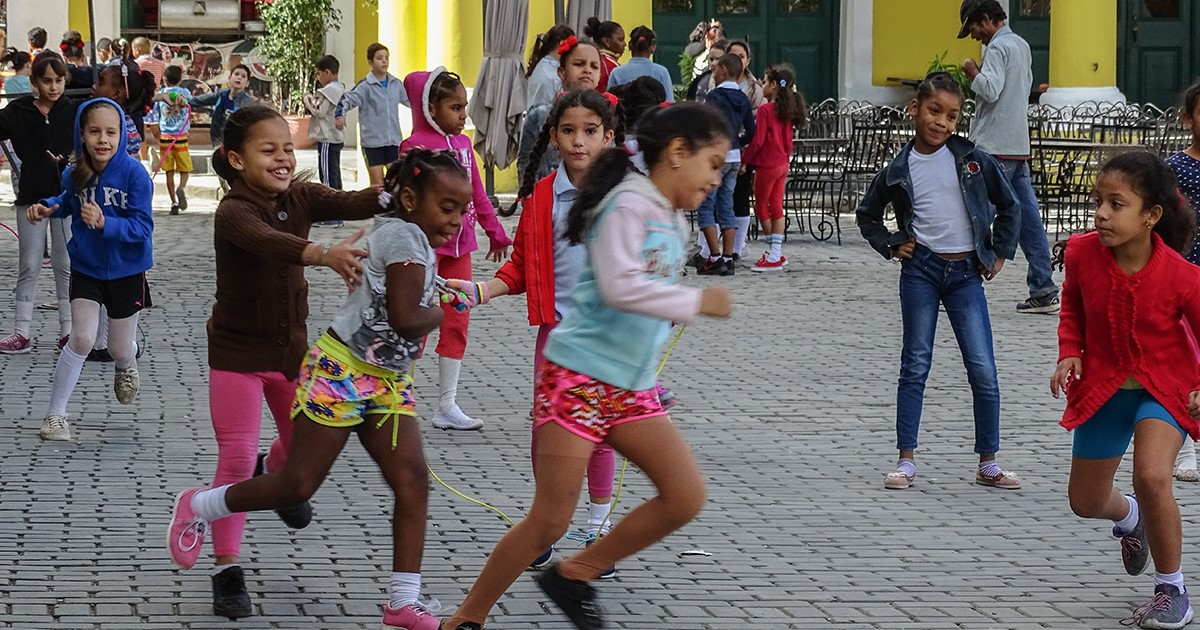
[0,184,1188,630]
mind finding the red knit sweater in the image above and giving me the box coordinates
[742,102,793,169]
[1058,231,1200,437]
[494,172,558,326]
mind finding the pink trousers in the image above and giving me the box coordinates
[532,323,615,498]
[208,369,297,557]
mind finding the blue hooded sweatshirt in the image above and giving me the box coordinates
[42,97,154,281]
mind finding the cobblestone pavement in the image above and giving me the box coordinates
[0,185,1190,630]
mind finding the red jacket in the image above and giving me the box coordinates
[1058,231,1200,437]
[742,102,793,169]
[495,172,558,326]
[598,51,620,92]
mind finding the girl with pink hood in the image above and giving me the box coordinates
[401,67,511,431]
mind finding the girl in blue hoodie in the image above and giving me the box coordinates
[26,98,154,442]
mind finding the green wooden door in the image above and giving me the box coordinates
[652,0,839,101]
[1118,0,1194,107]
[1008,0,1050,90]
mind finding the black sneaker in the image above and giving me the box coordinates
[86,348,113,363]
[1016,294,1061,314]
[1114,494,1150,576]
[536,563,605,630]
[585,540,616,580]
[449,624,483,630]
[725,258,736,275]
[697,258,729,276]
[211,565,253,619]
[176,187,188,211]
[686,252,705,269]
[253,452,313,529]
[169,204,180,216]
[530,546,554,570]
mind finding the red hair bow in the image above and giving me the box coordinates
[557,35,578,56]
[601,92,618,108]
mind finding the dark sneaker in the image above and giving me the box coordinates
[169,204,180,216]
[447,624,482,630]
[1123,583,1194,629]
[585,540,616,580]
[536,563,604,630]
[697,259,729,276]
[211,565,253,619]
[686,253,705,269]
[1114,495,1150,576]
[176,187,188,211]
[530,546,554,570]
[725,259,736,275]
[253,453,313,529]
[1016,294,1061,314]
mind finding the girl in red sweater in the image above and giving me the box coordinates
[1051,152,1200,630]
[466,89,622,577]
[742,64,807,271]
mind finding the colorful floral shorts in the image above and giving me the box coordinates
[532,360,664,443]
[292,332,417,448]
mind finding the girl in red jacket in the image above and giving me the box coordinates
[466,89,622,577]
[1050,152,1200,630]
[742,64,807,271]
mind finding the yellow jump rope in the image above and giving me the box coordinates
[427,324,688,532]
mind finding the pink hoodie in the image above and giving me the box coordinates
[401,66,512,258]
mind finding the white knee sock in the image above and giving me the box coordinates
[14,300,33,337]
[388,572,421,609]
[191,485,234,522]
[1113,494,1139,534]
[438,355,461,411]
[46,346,87,416]
[57,299,71,338]
[1179,437,1198,470]
[768,234,784,261]
[732,216,752,257]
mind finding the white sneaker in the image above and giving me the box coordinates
[432,404,483,431]
[114,361,140,404]
[40,414,72,440]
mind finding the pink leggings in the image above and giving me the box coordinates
[532,323,614,498]
[208,369,297,558]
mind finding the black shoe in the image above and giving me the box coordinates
[530,546,554,570]
[585,540,616,579]
[253,452,313,529]
[697,258,728,276]
[686,252,704,269]
[211,565,253,619]
[725,258,736,275]
[169,204,180,216]
[536,563,605,630]
[86,348,113,362]
[450,624,483,630]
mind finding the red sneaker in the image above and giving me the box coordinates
[0,332,31,354]
[751,255,788,272]
[381,601,441,630]
[166,487,208,570]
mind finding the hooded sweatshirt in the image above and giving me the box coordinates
[42,97,154,280]
[0,95,80,205]
[400,67,511,258]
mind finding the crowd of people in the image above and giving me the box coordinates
[6,1,1200,628]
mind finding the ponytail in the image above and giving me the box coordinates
[527,25,574,79]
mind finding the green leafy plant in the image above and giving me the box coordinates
[926,50,975,101]
[256,0,342,116]
[678,50,696,85]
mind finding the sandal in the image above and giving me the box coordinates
[1176,468,1200,482]
[884,471,914,490]
[975,469,1022,489]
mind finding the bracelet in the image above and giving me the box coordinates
[475,281,490,305]
[318,244,330,264]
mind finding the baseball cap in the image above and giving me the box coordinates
[957,0,987,38]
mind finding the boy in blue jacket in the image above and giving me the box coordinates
[696,54,755,276]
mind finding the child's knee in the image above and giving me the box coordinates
[67,332,96,356]
[1133,470,1175,501]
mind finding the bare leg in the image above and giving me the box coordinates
[1133,418,1186,573]
[165,171,177,205]
[368,165,385,188]
[356,413,428,572]
[702,226,720,257]
[223,416,352,512]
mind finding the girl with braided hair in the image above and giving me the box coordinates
[169,147,472,630]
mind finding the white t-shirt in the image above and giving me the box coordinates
[908,145,975,254]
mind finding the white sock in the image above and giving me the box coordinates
[588,502,612,528]
[696,232,710,259]
[388,572,421,609]
[768,235,783,260]
[46,345,87,416]
[191,485,234,522]
[58,299,71,338]
[1179,437,1198,470]
[1113,494,1139,534]
[14,300,33,337]
[211,563,240,576]
[438,355,460,411]
[733,216,751,257]
[1156,570,1186,590]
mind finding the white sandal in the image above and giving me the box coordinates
[884,471,914,490]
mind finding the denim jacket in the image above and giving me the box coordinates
[856,135,1021,271]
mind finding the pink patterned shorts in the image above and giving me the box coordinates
[532,360,665,443]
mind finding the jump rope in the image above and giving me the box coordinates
[426,285,687,539]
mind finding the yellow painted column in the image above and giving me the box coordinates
[354,0,380,80]
[429,0,484,83]
[68,0,90,36]
[527,0,556,58]
[613,1,653,63]
[1043,0,1124,105]
[384,0,426,77]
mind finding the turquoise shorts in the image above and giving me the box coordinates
[1072,388,1187,459]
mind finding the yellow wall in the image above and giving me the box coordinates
[354,0,380,79]
[68,0,90,36]
[872,0,980,86]
[613,2,654,63]
[1049,0,1117,88]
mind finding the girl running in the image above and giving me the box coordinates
[439,101,734,630]
[518,36,601,183]
[26,98,154,442]
[856,73,1021,491]
[1166,80,1200,482]
[583,17,625,92]
[1052,151,1200,630]
[0,54,78,355]
[168,148,469,630]
[185,105,389,620]
[743,64,807,272]
[400,67,511,431]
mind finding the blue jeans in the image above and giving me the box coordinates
[896,245,1002,455]
[696,162,738,229]
[995,158,1057,299]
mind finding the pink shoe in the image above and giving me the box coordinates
[381,601,441,630]
[166,487,208,570]
[0,332,31,354]
[751,254,788,272]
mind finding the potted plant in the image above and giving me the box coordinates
[256,0,343,148]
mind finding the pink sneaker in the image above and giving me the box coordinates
[751,254,788,272]
[0,332,31,354]
[381,601,441,630]
[166,487,208,570]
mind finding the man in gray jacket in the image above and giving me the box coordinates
[958,0,1059,314]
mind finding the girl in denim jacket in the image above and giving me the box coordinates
[856,73,1021,491]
